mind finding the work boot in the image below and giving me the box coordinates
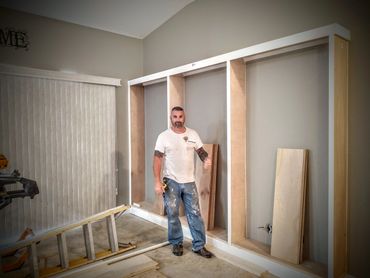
[193,247,213,258]
[172,244,183,256]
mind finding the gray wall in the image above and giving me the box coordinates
[246,45,328,263]
[143,0,370,276]
[0,7,143,207]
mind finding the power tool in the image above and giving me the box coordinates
[0,154,39,209]
[162,177,169,191]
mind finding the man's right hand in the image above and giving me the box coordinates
[155,181,164,195]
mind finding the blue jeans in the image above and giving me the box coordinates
[163,178,206,251]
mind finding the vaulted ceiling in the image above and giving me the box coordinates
[0,0,194,39]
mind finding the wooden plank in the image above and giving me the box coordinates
[168,75,184,110]
[151,75,186,216]
[106,214,119,253]
[195,144,218,230]
[154,192,166,216]
[83,222,96,260]
[130,85,145,203]
[168,75,184,218]
[28,242,39,278]
[333,35,348,277]
[229,59,247,243]
[208,144,218,230]
[270,148,308,264]
[57,233,69,269]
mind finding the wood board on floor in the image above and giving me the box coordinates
[270,148,308,264]
[61,254,158,278]
[195,144,218,230]
[154,193,166,216]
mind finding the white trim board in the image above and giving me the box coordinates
[0,63,121,86]
[128,23,349,86]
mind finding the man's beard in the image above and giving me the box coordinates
[174,121,183,128]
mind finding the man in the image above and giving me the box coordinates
[153,106,213,258]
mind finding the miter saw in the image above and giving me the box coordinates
[0,154,39,209]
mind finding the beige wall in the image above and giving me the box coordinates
[0,7,143,206]
[143,0,370,276]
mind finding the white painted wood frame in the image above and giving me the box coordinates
[127,23,350,278]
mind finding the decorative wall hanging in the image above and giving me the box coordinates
[0,27,29,50]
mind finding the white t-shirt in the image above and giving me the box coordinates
[154,127,203,183]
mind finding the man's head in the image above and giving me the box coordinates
[170,106,185,128]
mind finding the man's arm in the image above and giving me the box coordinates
[196,147,212,169]
[196,147,208,162]
[153,150,164,194]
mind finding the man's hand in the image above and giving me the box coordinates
[155,180,164,195]
[153,151,164,195]
[204,156,212,170]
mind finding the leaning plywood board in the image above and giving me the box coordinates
[270,148,308,264]
[154,194,166,216]
[195,144,218,230]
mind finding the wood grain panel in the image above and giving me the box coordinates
[229,59,247,242]
[130,85,145,203]
[195,144,218,230]
[270,148,308,264]
[333,35,348,277]
[168,75,185,110]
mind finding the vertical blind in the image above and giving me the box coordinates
[0,72,117,242]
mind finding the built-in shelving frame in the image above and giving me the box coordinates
[127,24,349,278]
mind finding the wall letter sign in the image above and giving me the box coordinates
[0,28,30,50]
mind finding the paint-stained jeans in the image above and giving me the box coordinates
[163,178,206,251]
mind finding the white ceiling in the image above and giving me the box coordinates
[0,0,194,39]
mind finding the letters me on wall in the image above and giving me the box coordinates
[0,28,29,50]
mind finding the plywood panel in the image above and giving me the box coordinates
[229,59,247,242]
[168,75,185,110]
[154,193,166,216]
[333,35,348,277]
[195,144,218,230]
[270,148,308,264]
[143,83,167,206]
[130,85,145,203]
[167,75,186,216]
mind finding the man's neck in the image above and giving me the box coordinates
[171,126,186,134]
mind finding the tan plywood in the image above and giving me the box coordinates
[270,148,308,264]
[229,59,247,242]
[168,75,185,110]
[333,35,348,277]
[154,192,166,216]
[195,144,218,230]
[130,85,145,203]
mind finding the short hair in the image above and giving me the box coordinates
[171,106,184,112]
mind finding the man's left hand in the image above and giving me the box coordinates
[204,156,212,170]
